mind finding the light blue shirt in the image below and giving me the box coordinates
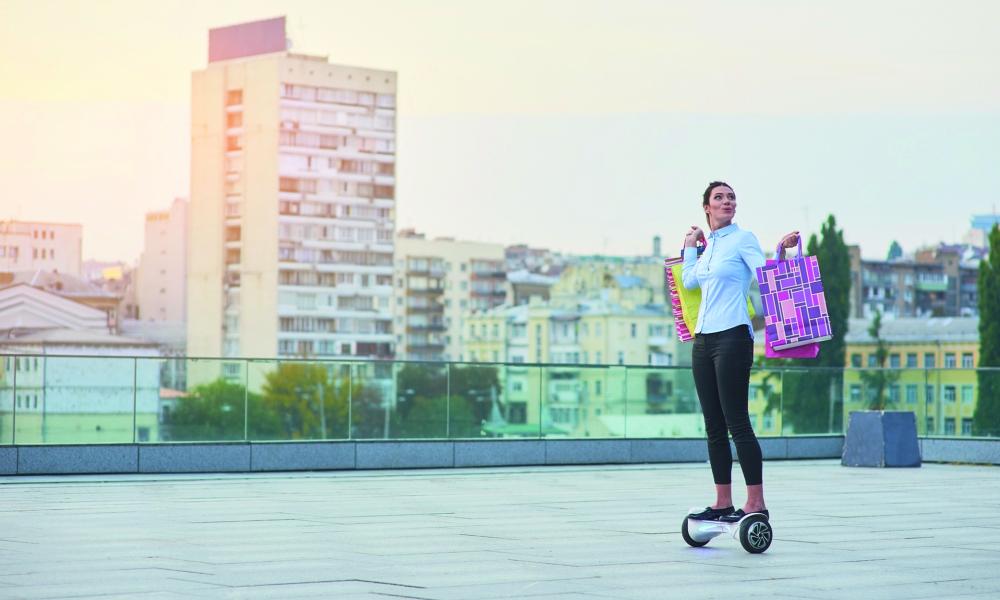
[681,223,765,337]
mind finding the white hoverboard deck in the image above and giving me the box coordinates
[682,507,773,553]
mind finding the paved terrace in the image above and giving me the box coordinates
[0,460,998,599]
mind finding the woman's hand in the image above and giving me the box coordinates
[684,225,705,248]
[777,231,800,258]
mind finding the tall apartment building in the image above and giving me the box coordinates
[394,230,506,361]
[0,221,82,276]
[137,198,188,322]
[849,244,982,319]
[188,17,396,361]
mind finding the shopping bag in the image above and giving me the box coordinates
[663,258,697,342]
[765,337,819,359]
[755,237,833,352]
[664,252,755,343]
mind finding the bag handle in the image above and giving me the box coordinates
[775,235,804,262]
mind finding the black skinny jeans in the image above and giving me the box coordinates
[691,325,763,486]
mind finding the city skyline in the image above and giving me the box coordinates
[1,0,999,262]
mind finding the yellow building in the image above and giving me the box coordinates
[843,317,980,436]
[465,270,693,437]
[550,256,664,308]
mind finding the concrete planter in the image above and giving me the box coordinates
[842,411,921,468]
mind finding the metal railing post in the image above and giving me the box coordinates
[132,358,138,443]
[11,356,17,445]
[243,359,249,441]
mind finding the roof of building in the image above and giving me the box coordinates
[507,270,559,286]
[5,270,117,300]
[613,275,647,289]
[844,317,979,344]
[119,319,187,350]
[0,327,157,347]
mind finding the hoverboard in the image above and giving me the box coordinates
[681,509,773,554]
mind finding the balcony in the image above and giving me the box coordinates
[406,324,447,333]
[406,287,445,296]
[407,341,446,351]
[471,270,507,280]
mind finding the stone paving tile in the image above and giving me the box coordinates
[0,461,999,600]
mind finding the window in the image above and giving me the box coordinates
[943,386,956,403]
[850,385,861,403]
[595,380,602,396]
[850,354,862,368]
[905,384,918,404]
[630,323,637,338]
[888,385,900,404]
[222,362,242,380]
[924,353,935,368]
[962,418,973,436]
[867,354,877,368]
[961,385,974,404]
[617,352,625,365]
[906,353,917,368]
[962,353,974,368]
[889,354,900,368]
[944,353,956,368]
[226,112,242,128]
[226,90,243,106]
[925,385,934,404]
[944,418,956,436]
[926,416,935,433]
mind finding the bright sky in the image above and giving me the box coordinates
[1,0,998,262]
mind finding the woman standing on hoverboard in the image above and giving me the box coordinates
[681,181,799,523]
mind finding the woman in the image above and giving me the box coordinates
[681,181,798,523]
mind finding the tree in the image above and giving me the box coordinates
[260,363,350,440]
[766,215,851,433]
[973,224,1000,436]
[858,310,900,410]
[887,240,903,261]
[392,364,500,438]
[166,379,282,441]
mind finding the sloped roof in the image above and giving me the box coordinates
[7,270,117,299]
[0,283,109,332]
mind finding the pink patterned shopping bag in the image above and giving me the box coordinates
[663,256,694,342]
[755,238,833,351]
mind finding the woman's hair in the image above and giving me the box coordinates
[702,181,733,225]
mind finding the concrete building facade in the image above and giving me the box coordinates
[849,244,982,319]
[0,221,82,277]
[137,198,188,323]
[394,230,506,361]
[187,17,396,365]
